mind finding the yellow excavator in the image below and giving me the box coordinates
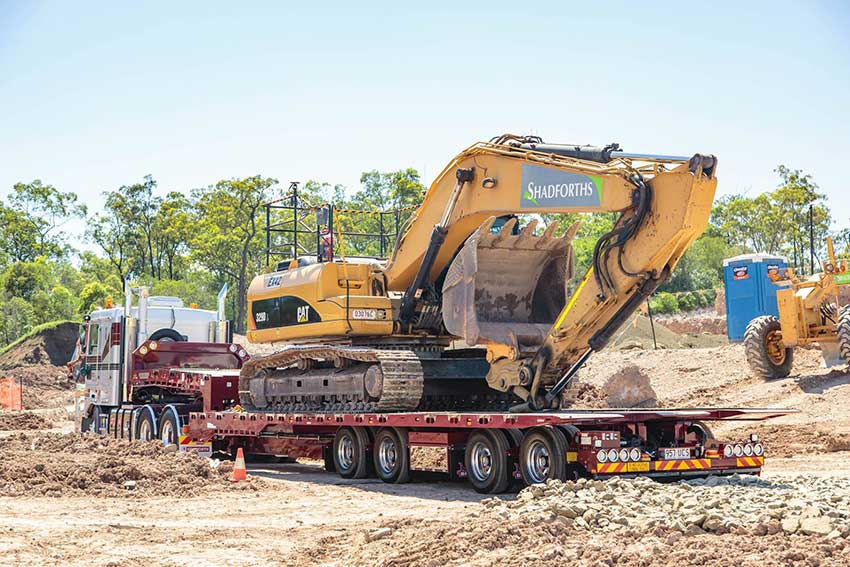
[240,134,717,412]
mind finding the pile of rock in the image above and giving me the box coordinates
[482,474,850,540]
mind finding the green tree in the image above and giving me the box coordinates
[79,282,121,314]
[6,180,87,260]
[1,259,52,302]
[192,176,280,333]
[710,166,829,273]
[0,297,35,345]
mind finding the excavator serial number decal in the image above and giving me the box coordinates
[520,164,603,209]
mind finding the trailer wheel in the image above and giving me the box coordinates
[333,427,370,479]
[373,428,411,484]
[519,427,568,485]
[159,407,181,447]
[465,430,511,494]
[838,306,850,365]
[744,316,793,379]
[134,406,157,441]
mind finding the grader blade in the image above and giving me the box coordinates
[442,217,579,350]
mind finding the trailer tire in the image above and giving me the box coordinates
[148,328,186,342]
[519,427,568,485]
[373,428,411,484]
[838,306,850,365]
[159,406,181,447]
[744,316,793,379]
[134,406,157,441]
[465,430,511,494]
[333,427,370,479]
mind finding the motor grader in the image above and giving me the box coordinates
[744,237,850,379]
[240,134,718,412]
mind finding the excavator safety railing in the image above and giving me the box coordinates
[264,181,417,268]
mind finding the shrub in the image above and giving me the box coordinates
[678,292,698,312]
[652,292,680,315]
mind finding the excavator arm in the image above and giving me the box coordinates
[383,135,717,409]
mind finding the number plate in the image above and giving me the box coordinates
[660,448,691,460]
[352,309,377,320]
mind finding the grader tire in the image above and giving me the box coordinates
[837,306,850,365]
[744,316,793,379]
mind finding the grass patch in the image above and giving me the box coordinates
[0,320,77,357]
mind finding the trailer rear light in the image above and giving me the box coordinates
[618,448,629,462]
[139,346,149,355]
[743,444,754,456]
[607,449,618,462]
[596,449,608,463]
[629,448,641,461]
[229,344,238,353]
[238,349,247,358]
[753,443,764,456]
[733,444,744,457]
[149,341,158,350]
[723,445,734,458]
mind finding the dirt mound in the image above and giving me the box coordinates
[608,314,726,350]
[2,365,74,409]
[747,424,850,457]
[0,322,78,370]
[288,477,850,567]
[0,432,264,497]
[601,365,658,407]
[0,410,54,431]
[656,311,727,336]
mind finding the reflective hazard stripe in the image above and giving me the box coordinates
[653,459,712,471]
[597,462,628,474]
[179,435,191,445]
[735,456,763,468]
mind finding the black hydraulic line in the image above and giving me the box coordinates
[543,348,593,408]
[398,168,474,326]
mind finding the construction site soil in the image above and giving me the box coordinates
[2,317,850,565]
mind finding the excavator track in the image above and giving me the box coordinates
[238,345,424,412]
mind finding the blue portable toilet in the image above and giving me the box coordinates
[722,253,789,342]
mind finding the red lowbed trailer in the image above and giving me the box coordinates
[104,340,792,494]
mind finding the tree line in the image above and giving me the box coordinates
[0,163,835,349]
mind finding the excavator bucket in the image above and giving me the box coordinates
[442,217,579,351]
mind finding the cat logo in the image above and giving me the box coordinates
[297,305,310,323]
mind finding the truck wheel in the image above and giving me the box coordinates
[134,406,157,442]
[838,306,850,365]
[148,328,186,342]
[519,427,568,485]
[333,427,370,479]
[373,428,411,484]
[159,407,181,447]
[81,405,102,434]
[744,316,793,379]
[465,430,510,494]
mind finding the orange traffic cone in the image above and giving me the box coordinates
[229,447,248,482]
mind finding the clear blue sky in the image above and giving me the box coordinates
[2,1,849,244]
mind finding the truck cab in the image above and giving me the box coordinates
[75,286,231,433]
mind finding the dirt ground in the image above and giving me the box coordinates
[2,322,850,565]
